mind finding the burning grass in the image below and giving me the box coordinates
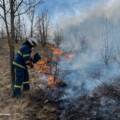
[34,43,70,88]
[1,42,120,120]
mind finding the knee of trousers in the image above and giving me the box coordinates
[15,68,26,85]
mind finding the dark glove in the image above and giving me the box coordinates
[33,53,41,63]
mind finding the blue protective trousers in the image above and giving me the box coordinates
[13,66,30,97]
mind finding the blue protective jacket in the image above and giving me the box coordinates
[13,41,41,69]
[13,41,34,69]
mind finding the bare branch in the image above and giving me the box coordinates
[14,0,23,13]
[15,0,44,16]
[35,10,49,46]
[0,3,4,9]
[23,0,44,5]
[0,14,5,21]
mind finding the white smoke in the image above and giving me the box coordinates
[57,0,120,99]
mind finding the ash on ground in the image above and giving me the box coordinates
[59,81,120,120]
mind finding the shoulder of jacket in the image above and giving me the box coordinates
[20,45,31,53]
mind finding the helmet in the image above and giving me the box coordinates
[27,37,39,46]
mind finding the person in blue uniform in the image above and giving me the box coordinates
[13,37,41,98]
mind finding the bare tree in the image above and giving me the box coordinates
[27,0,36,37]
[102,38,112,65]
[0,0,17,92]
[0,28,5,40]
[52,29,64,82]
[29,6,35,37]
[15,12,22,42]
[15,13,30,43]
[53,29,63,47]
[79,35,88,52]
[101,16,113,65]
[36,10,49,46]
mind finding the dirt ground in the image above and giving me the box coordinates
[0,43,60,120]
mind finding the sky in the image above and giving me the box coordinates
[39,0,108,22]
[41,0,106,14]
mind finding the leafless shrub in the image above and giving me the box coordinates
[96,82,120,100]
[35,10,49,46]
[101,16,113,66]
[53,29,63,47]
[79,35,88,52]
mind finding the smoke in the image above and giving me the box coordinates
[57,0,120,99]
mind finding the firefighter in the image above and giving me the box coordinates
[13,37,41,98]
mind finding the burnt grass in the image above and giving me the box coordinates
[60,83,120,120]
[23,81,120,120]
[23,86,65,120]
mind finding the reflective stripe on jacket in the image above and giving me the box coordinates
[13,41,32,69]
[13,61,25,69]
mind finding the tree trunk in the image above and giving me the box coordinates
[9,41,15,94]
[3,0,15,95]
[10,0,15,94]
[30,21,33,37]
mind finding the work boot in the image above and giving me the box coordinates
[23,84,30,91]
[13,88,22,98]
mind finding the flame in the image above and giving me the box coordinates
[64,53,75,59]
[48,75,63,87]
[52,47,75,60]
[34,60,50,74]
[48,75,56,87]
[36,60,47,65]
[34,46,68,88]
[53,48,64,56]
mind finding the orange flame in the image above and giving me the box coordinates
[34,60,50,74]
[34,46,66,88]
[53,48,64,56]
[48,75,62,87]
[48,75,56,87]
